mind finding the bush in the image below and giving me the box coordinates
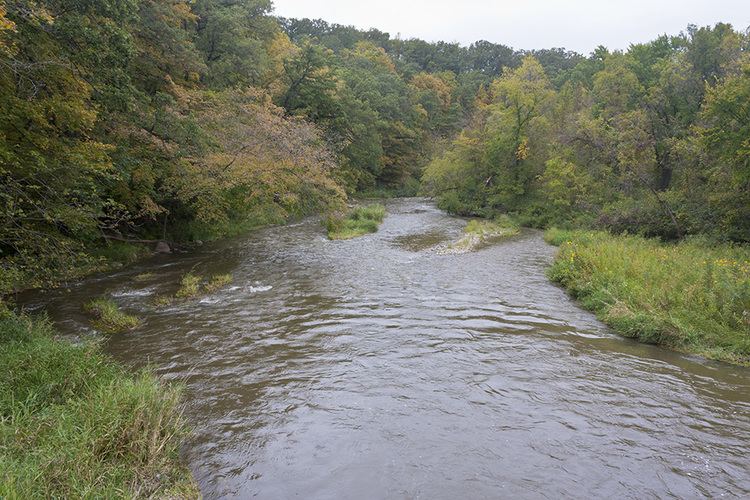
[547,229,750,364]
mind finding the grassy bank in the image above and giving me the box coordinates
[326,204,387,240]
[0,240,151,298]
[546,229,750,365]
[0,308,199,498]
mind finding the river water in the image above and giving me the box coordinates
[20,198,750,498]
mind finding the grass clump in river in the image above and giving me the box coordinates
[133,272,155,282]
[175,272,203,299]
[154,271,234,306]
[441,216,520,254]
[84,298,141,334]
[326,204,386,240]
[176,272,233,298]
[546,228,750,365]
[204,273,233,294]
[0,307,199,498]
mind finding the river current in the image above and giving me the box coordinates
[21,198,750,499]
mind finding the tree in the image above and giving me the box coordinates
[701,58,750,240]
[485,56,554,203]
[168,89,345,228]
[0,0,123,289]
[193,0,276,88]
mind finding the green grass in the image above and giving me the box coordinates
[175,273,203,299]
[326,204,387,240]
[133,272,155,282]
[546,228,750,365]
[203,274,233,294]
[0,308,199,498]
[156,272,233,305]
[465,216,520,238]
[152,295,175,308]
[84,298,141,334]
[92,241,151,268]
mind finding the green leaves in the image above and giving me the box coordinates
[423,25,750,241]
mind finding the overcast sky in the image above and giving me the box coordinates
[272,0,750,54]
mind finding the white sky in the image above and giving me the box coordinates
[272,0,750,54]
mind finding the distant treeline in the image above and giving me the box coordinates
[1,1,748,293]
[0,1,513,292]
[280,17,584,81]
[422,24,750,242]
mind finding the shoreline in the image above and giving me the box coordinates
[0,308,200,497]
[545,228,750,366]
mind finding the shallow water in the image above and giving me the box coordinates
[21,198,750,499]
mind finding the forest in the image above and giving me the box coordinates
[0,0,620,295]
[423,25,750,243]
[3,2,747,295]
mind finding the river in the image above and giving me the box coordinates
[20,198,750,498]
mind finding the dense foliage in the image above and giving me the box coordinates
[4,1,562,293]
[2,1,749,294]
[0,0,352,292]
[423,25,750,243]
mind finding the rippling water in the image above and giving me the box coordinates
[21,198,750,498]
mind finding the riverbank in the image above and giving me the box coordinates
[1,205,303,298]
[546,229,750,365]
[0,307,199,498]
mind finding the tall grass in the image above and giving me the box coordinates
[546,229,750,364]
[175,272,203,299]
[0,308,198,498]
[326,204,386,240]
[173,272,233,300]
[84,298,142,334]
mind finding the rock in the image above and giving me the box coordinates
[154,241,172,254]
